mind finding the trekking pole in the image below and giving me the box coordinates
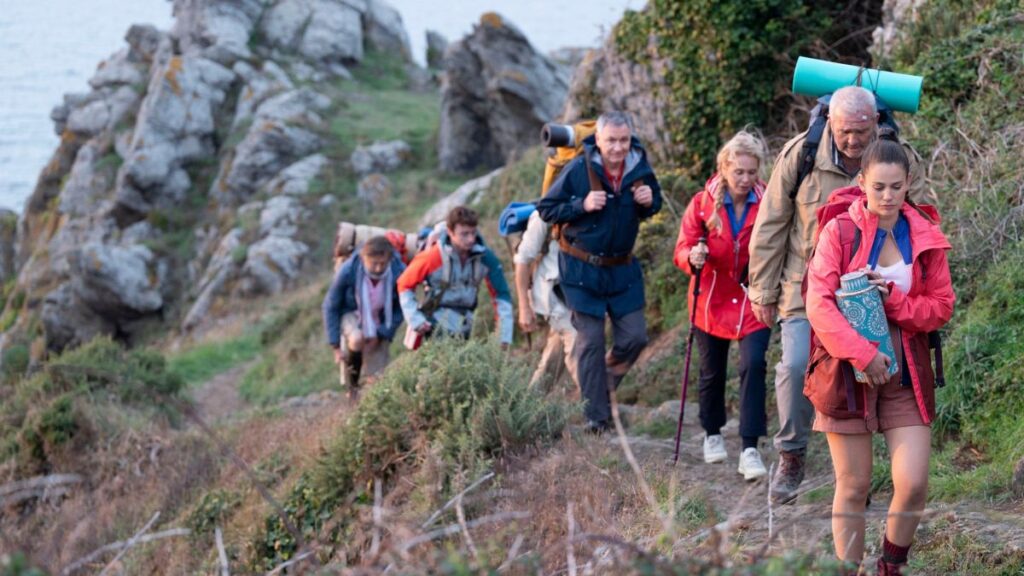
[673,237,706,465]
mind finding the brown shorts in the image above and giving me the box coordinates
[813,375,927,434]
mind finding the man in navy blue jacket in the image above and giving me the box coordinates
[537,111,662,432]
[322,236,405,399]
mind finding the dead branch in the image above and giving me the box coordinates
[399,511,530,553]
[97,511,161,576]
[566,502,578,576]
[0,473,83,506]
[455,490,480,565]
[266,550,316,576]
[61,527,190,576]
[609,389,675,538]
[216,527,229,576]
[420,471,495,529]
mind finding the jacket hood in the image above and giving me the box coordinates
[845,188,951,261]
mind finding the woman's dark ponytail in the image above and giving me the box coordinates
[861,128,909,175]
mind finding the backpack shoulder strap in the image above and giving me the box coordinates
[789,118,827,201]
[584,155,603,192]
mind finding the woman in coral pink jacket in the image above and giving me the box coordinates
[805,135,954,575]
[674,130,771,480]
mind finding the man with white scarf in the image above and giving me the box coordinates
[322,235,406,399]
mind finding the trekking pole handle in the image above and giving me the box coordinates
[693,236,707,294]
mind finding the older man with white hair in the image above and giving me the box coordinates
[747,86,937,504]
[537,111,662,433]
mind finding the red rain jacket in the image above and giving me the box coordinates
[805,191,955,423]
[674,175,769,340]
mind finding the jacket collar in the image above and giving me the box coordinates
[848,196,951,262]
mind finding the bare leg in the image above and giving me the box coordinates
[883,425,930,546]
[529,328,563,390]
[826,432,874,562]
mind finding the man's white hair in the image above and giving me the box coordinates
[830,86,877,120]
[596,111,634,132]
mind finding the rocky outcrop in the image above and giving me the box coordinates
[350,140,411,175]
[870,0,928,60]
[419,168,504,227]
[561,38,679,166]
[6,0,419,351]
[356,173,392,207]
[210,88,329,206]
[438,13,568,173]
[426,30,448,69]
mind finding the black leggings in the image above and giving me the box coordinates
[695,327,771,447]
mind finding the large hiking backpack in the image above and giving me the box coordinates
[802,187,945,387]
[788,94,901,201]
[499,120,597,240]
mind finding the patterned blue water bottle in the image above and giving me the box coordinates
[835,271,899,382]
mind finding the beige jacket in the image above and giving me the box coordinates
[747,122,936,319]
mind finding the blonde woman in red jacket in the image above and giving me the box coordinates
[674,130,772,480]
[805,135,954,575]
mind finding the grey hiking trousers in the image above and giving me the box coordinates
[572,309,648,425]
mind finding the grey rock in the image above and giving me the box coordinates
[426,30,448,69]
[364,0,412,61]
[260,0,363,65]
[211,88,328,205]
[171,0,266,65]
[125,24,164,63]
[259,195,308,237]
[290,61,325,83]
[562,40,679,166]
[58,138,118,217]
[70,242,164,317]
[439,13,568,172]
[231,60,295,131]
[117,54,235,214]
[42,283,117,352]
[89,49,146,89]
[121,221,158,245]
[419,167,503,227]
[318,194,337,207]
[239,235,309,294]
[183,228,244,331]
[356,173,392,207]
[67,100,113,136]
[0,210,16,285]
[871,0,928,60]
[350,140,411,175]
[262,153,326,195]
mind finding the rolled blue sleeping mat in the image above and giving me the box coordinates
[835,271,900,383]
[499,202,537,236]
[792,56,923,114]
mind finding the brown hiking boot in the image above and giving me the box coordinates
[770,448,806,505]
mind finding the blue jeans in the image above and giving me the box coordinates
[774,317,814,452]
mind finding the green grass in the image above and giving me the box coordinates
[168,334,262,387]
[254,338,571,568]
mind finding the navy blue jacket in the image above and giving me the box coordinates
[322,251,406,346]
[536,135,662,317]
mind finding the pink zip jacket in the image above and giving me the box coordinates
[805,192,955,423]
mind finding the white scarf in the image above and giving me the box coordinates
[359,264,393,338]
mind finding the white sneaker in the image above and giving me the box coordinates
[738,447,768,481]
[703,434,728,463]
